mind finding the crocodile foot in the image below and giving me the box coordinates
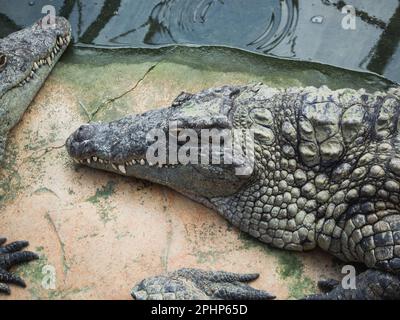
[0,236,39,294]
[305,269,400,300]
[131,268,276,300]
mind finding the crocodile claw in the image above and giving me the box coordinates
[131,268,275,300]
[0,236,39,295]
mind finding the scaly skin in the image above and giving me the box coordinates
[0,237,38,294]
[131,269,275,300]
[66,83,400,299]
[0,17,71,294]
[306,269,400,300]
[0,16,71,161]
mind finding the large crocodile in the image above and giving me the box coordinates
[0,16,71,294]
[66,83,400,299]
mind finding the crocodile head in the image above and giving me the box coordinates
[0,16,71,159]
[66,85,265,205]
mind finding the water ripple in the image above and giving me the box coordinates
[0,0,399,83]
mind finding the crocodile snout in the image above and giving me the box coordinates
[74,124,96,142]
[66,124,97,159]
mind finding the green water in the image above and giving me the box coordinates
[1,0,399,83]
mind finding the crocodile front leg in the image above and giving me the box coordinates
[132,268,400,300]
[305,269,400,300]
[0,236,38,294]
[131,268,275,300]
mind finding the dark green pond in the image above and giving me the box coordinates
[1,0,399,83]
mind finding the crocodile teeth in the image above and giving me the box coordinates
[118,165,126,174]
[46,57,52,66]
[87,158,91,164]
[30,71,35,78]
[140,159,145,165]
[111,164,118,170]
[99,159,103,164]
[33,62,39,70]
[93,156,98,162]
[131,160,136,165]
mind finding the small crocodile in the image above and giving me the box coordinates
[66,83,400,299]
[0,16,71,295]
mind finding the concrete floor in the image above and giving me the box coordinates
[0,46,367,300]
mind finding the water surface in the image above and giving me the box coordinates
[0,0,399,83]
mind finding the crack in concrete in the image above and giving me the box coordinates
[44,212,69,279]
[79,62,160,122]
[78,101,92,122]
[161,188,173,273]
[23,143,65,163]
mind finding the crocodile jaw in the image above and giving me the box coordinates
[0,16,71,158]
[66,86,253,199]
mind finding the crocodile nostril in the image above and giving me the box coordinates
[75,124,94,142]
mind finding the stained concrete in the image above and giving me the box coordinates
[1,46,388,300]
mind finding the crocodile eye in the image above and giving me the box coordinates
[0,53,6,72]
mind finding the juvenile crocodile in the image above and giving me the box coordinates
[0,16,71,294]
[66,83,400,299]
